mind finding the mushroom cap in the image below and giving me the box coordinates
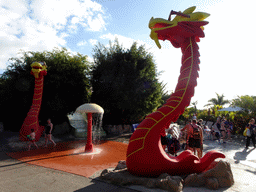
[75,103,104,114]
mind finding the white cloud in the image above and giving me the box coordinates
[89,39,98,46]
[0,0,107,69]
[30,0,106,31]
[87,14,106,31]
[71,17,79,25]
[0,0,28,18]
[77,40,87,46]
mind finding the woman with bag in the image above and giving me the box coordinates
[245,118,255,149]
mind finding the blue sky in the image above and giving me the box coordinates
[0,0,255,109]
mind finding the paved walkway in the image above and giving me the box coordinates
[1,131,256,192]
[0,152,138,192]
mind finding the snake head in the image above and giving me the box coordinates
[31,61,47,78]
[149,6,210,48]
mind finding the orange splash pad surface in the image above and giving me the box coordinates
[7,140,128,178]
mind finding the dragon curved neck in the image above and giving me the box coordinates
[162,36,199,125]
[127,36,200,158]
[146,36,200,128]
[19,75,45,141]
[32,77,44,105]
[27,76,45,117]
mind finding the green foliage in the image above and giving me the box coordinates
[227,95,256,134]
[231,95,256,114]
[229,95,256,134]
[91,39,165,125]
[0,48,91,131]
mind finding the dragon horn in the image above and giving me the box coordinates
[183,6,196,14]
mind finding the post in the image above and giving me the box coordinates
[85,113,93,152]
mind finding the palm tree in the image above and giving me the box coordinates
[191,101,198,113]
[204,93,229,107]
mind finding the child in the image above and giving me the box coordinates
[27,129,38,151]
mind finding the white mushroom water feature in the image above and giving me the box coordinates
[75,103,104,152]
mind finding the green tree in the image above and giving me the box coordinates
[91,39,165,125]
[0,48,91,131]
[204,93,229,107]
[229,95,256,135]
[231,95,256,114]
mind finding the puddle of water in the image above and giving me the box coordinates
[80,147,103,155]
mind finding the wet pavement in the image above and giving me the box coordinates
[6,140,128,178]
[1,131,256,192]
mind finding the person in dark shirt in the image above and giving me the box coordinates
[44,118,56,147]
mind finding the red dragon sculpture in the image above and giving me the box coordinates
[126,6,225,177]
[19,62,47,142]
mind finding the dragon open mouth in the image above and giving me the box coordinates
[148,6,210,49]
[31,61,47,78]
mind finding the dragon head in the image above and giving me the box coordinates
[149,6,210,48]
[31,61,47,78]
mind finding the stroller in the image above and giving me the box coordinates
[167,137,180,156]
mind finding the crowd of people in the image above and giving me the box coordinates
[27,116,256,154]
[161,114,256,158]
[27,118,56,151]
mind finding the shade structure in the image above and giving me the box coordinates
[218,106,243,112]
[75,103,104,114]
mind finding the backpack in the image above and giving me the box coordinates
[167,137,180,155]
[192,125,201,140]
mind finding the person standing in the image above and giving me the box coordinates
[220,119,227,143]
[245,118,256,149]
[226,120,233,141]
[180,120,192,150]
[44,118,56,147]
[216,116,221,131]
[197,119,205,155]
[187,119,203,158]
